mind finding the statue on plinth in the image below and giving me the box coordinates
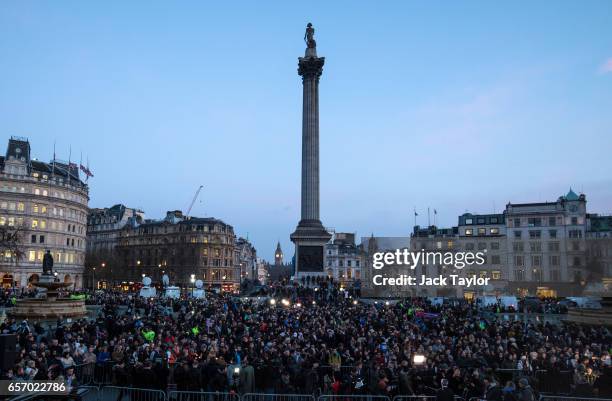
[304,23,316,48]
[42,250,54,275]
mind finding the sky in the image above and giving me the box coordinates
[1,1,612,262]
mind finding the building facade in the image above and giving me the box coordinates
[86,204,144,288]
[325,232,362,283]
[586,214,612,287]
[505,190,587,296]
[0,137,89,289]
[457,213,508,296]
[115,210,239,291]
[235,237,257,281]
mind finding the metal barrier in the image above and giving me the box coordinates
[318,395,391,401]
[535,370,573,395]
[243,394,315,401]
[74,362,95,385]
[393,396,436,401]
[93,360,116,385]
[540,397,612,401]
[168,391,240,401]
[100,386,167,401]
[79,385,101,401]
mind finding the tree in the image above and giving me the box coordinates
[0,224,25,262]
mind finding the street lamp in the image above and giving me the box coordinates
[190,274,195,297]
[92,267,96,290]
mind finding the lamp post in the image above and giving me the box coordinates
[92,267,96,290]
[190,274,195,297]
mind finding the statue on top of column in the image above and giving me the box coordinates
[304,23,316,48]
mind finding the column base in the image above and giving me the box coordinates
[291,220,331,278]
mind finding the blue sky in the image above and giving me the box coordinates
[1,1,611,261]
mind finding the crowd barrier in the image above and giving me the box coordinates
[8,389,612,401]
[535,370,574,395]
[100,385,167,401]
[243,393,316,401]
[169,391,241,401]
[539,397,612,401]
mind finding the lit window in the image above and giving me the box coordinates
[31,220,39,229]
[490,228,499,235]
[465,229,473,236]
[17,203,24,211]
[33,204,39,213]
[492,271,501,280]
[29,251,36,261]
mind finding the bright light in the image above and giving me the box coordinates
[312,301,316,305]
[233,367,240,374]
[270,299,276,305]
[141,274,145,278]
[413,354,426,365]
[385,301,390,306]
[296,302,302,308]
[281,299,290,306]
[353,300,358,305]
[314,288,318,292]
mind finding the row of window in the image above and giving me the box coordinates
[28,250,79,264]
[512,241,581,252]
[513,269,561,281]
[513,254,580,267]
[464,227,500,236]
[509,216,583,228]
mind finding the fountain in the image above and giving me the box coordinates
[8,251,87,322]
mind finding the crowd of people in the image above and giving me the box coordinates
[1,283,611,400]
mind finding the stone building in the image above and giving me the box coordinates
[457,213,507,297]
[505,189,587,296]
[86,204,144,288]
[586,214,612,286]
[115,210,239,292]
[235,237,257,281]
[325,232,362,283]
[0,137,89,289]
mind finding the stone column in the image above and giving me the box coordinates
[291,25,332,279]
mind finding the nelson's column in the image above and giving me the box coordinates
[290,23,332,279]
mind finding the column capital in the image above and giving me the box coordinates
[298,56,325,79]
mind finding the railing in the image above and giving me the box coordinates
[100,386,167,401]
[169,391,241,401]
[319,395,391,401]
[535,370,574,395]
[243,394,315,401]
[9,389,612,401]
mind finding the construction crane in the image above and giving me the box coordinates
[186,185,203,218]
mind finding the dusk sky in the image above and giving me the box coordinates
[1,1,611,261]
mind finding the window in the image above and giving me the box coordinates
[39,235,44,244]
[31,219,38,229]
[478,228,486,235]
[571,217,578,225]
[514,218,520,227]
[514,231,522,238]
[490,228,499,235]
[513,242,524,252]
[447,241,454,249]
[529,242,542,252]
[549,229,557,238]
[550,270,560,281]
[572,241,580,251]
[492,271,501,280]
[528,218,542,227]
[465,229,473,236]
[478,242,487,250]
[477,218,485,224]
[572,256,581,267]
[465,242,475,250]
[29,251,36,261]
[490,242,500,250]
[531,255,541,267]
[533,269,542,281]
[514,255,524,266]
[529,230,541,239]
[491,217,499,224]
[491,255,501,264]
[550,255,560,266]
[31,235,36,243]
[465,218,473,225]
[17,203,24,211]
[548,242,560,252]
[514,269,525,281]
[569,230,582,238]
[549,217,556,226]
